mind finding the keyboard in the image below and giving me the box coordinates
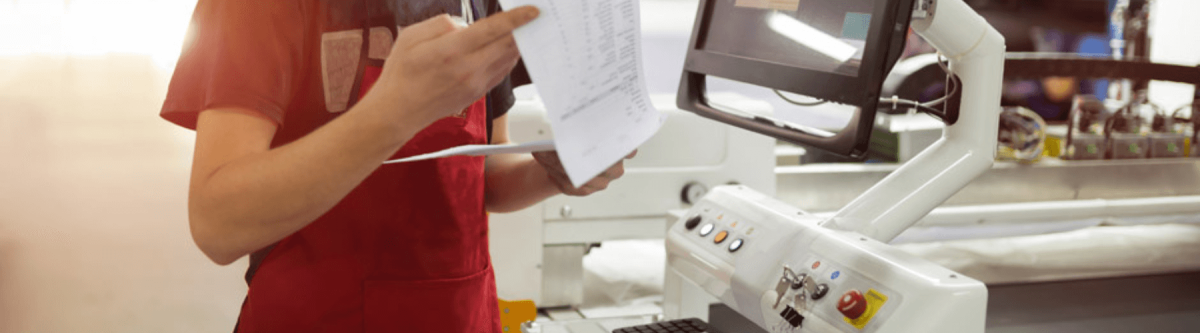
[612,318,716,333]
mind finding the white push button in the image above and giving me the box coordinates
[729,239,744,252]
[699,223,715,236]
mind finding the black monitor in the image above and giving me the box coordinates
[678,0,917,158]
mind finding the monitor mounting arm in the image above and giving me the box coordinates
[824,0,1005,242]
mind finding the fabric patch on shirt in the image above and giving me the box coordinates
[368,27,394,60]
[321,30,364,113]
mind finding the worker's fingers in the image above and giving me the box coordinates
[463,35,521,91]
[565,164,619,195]
[397,14,462,46]
[479,53,521,94]
[532,150,561,167]
[435,6,538,53]
[596,162,625,180]
[533,149,631,196]
[478,35,520,70]
[533,153,567,180]
[625,149,638,159]
[493,53,523,84]
[542,162,591,196]
[579,180,609,193]
[545,170,581,194]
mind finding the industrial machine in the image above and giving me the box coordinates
[512,1,1200,332]
[658,0,1005,331]
[489,94,777,308]
[663,186,986,332]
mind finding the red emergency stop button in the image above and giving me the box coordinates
[837,290,868,319]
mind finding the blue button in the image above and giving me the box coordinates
[831,271,841,280]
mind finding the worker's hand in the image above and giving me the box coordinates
[366,6,539,128]
[533,150,637,196]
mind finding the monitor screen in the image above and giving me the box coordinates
[701,0,876,77]
[678,0,914,158]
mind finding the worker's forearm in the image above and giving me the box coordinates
[483,154,561,213]
[190,97,423,265]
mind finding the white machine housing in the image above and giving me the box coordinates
[490,93,777,307]
[665,186,986,332]
[664,0,1004,331]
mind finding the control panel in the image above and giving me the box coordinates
[665,186,987,333]
[755,253,903,332]
[680,208,754,256]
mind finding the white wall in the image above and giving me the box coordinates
[0,55,249,333]
[0,1,248,332]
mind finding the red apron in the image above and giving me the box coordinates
[235,96,500,332]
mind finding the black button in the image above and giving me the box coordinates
[684,215,702,230]
[812,283,830,300]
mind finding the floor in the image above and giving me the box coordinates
[0,54,247,333]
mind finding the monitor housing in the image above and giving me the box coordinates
[678,0,917,158]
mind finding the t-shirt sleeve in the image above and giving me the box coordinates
[160,0,308,130]
[484,0,532,119]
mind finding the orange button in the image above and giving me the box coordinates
[713,231,728,244]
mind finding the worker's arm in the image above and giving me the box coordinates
[188,9,539,265]
[483,114,634,213]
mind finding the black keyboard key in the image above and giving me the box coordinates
[612,318,714,333]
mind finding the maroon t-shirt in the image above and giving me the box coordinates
[162,1,536,331]
[161,0,528,146]
[160,0,529,284]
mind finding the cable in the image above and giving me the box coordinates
[773,88,948,122]
[774,89,828,106]
[773,52,957,123]
[922,52,960,108]
[880,96,949,122]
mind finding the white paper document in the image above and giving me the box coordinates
[500,0,663,187]
[382,140,555,164]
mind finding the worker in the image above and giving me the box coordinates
[159,1,632,331]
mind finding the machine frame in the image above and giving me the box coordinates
[823,0,1006,242]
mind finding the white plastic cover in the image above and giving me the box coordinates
[895,223,1200,284]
